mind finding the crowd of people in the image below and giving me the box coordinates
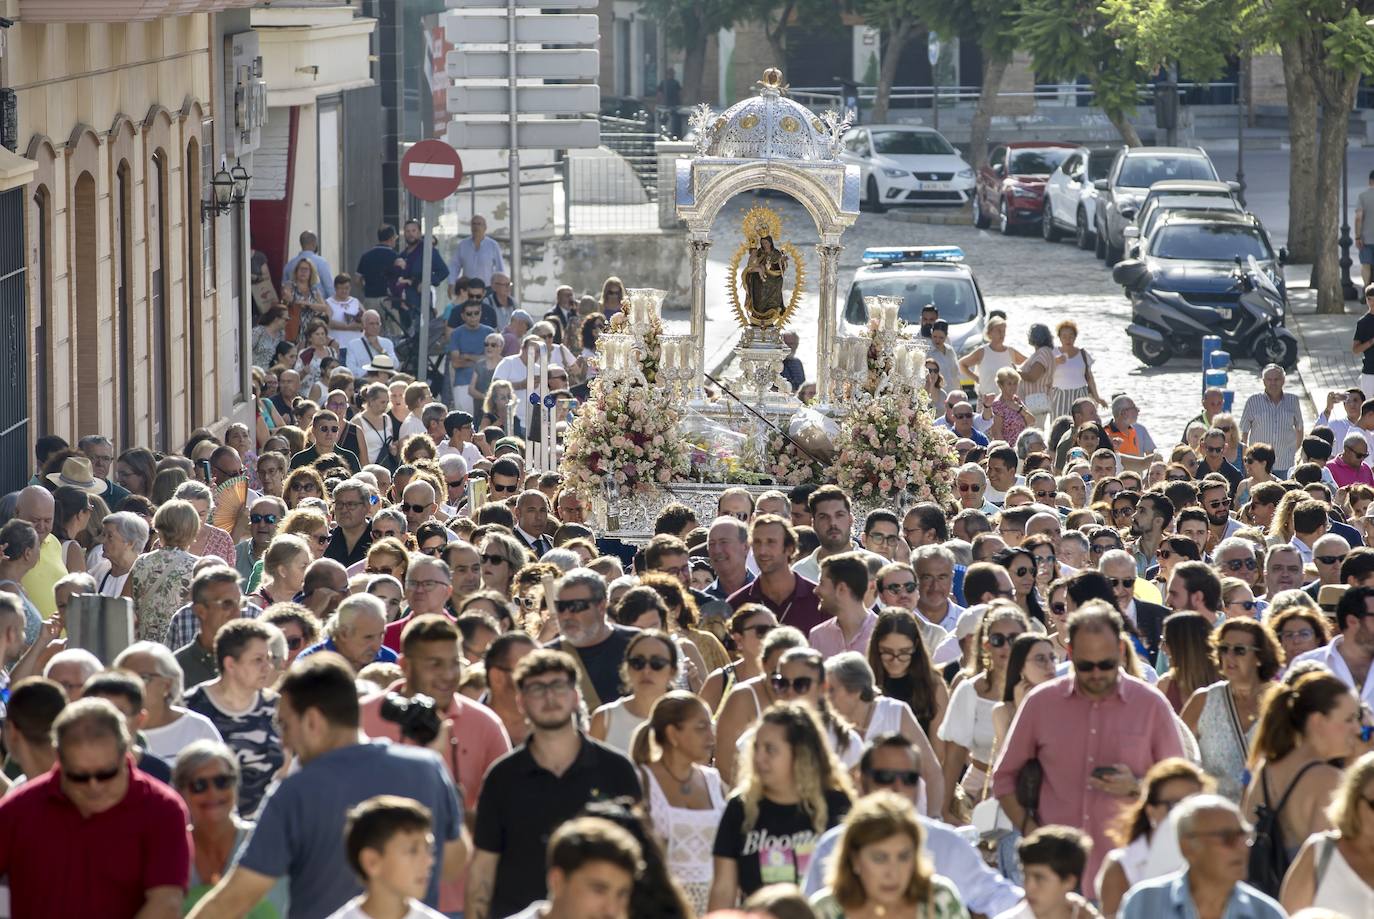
[12,221,1374,919]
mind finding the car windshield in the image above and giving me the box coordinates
[1087,151,1116,181]
[844,274,980,326]
[872,131,955,156]
[1150,224,1272,261]
[1009,149,1071,175]
[1118,156,1216,187]
[1143,203,1236,236]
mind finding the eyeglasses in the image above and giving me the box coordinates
[1317,554,1349,565]
[249,513,279,525]
[1216,643,1255,658]
[987,633,1017,648]
[1156,548,1175,560]
[1112,507,1134,518]
[490,482,518,494]
[366,564,396,575]
[482,553,510,566]
[1034,490,1057,500]
[1221,558,1258,571]
[185,774,236,794]
[1229,600,1258,612]
[958,483,982,493]
[64,764,121,785]
[521,679,575,698]
[627,655,672,672]
[1187,828,1253,848]
[336,500,366,512]
[447,479,466,489]
[403,503,430,515]
[878,648,914,663]
[1050,602,1068,616]
[286,636,305,651]
[1207,498,1232,509]
[1204,446,1224,454]
[880,580,917,594]
[866,768,920,787]
[1072,658,1119,672]
[771,675,814,694]
[1034,555,1056,567]
[316,426,340,434]
[420,544,446,557]
[739,624,775,639]
[312,534,330,547]
[1011,565,1032,578]
[1280,628,1315,642]
[1106,577,1135,590]
[1090,542,1121,554]
[954,412,974,420]
[290,482,318,492]
[411,578,451,592]
[554,598,594,614]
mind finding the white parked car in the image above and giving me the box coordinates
[838,125,975,212]
[1041,145,1119,249]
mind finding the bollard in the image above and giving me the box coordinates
[1222,390,1234,412]
[1202,335,1222,393]
[1205,369,1229,390]
[1207,350,1231,371]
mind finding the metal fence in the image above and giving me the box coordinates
[563,114,668,233]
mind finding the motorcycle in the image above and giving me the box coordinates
[1115,255,1298,371]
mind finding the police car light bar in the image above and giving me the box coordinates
[861,246,965,264]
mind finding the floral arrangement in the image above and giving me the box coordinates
[560,380,689,497]
[830,382,958,505]
[763,430,829,486]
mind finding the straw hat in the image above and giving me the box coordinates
[362,353,397,375]
[46,456,108,495]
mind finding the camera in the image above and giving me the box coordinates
[379,692,441,746]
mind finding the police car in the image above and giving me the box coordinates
[842,246,988,386]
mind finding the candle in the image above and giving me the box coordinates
[661,341,676,372]
[525,345,536,467]
[539,342,550,470]
[886,304,899,332]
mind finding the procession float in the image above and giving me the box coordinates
[557,69,959,539]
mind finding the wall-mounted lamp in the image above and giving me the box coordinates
[203,157,251,221]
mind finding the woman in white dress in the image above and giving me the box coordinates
[629,691,726,917]
[959,316,1025,399]
[88,511,149,598]
[937,603,1030,825]
[1281,750,1374,916]
[824,651,944,817]
[113,641,222,765]
[589,629,677,755]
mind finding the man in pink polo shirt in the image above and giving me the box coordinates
[992,600,1183,899]
[382,555,455,652]
[360,613,511,915]
[809,552,877,659]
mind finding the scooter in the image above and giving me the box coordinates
[1115,255,1298,371]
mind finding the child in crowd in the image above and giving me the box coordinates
[326,795,445,919]
[995,825,1099,919]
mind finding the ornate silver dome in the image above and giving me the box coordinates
[695,69,849,161]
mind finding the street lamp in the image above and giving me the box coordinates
[230,159,251,205]
[203,159,235,221]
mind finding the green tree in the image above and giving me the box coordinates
[1019,0,1146,145]
[641,0,742,105]
[854,0,923,122]
[739,0,841,70]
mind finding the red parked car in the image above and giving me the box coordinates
[972,141,1078,235]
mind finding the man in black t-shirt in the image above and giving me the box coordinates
[356,223,402,313]
[1354,283,1374,400]
[542,568,637,707]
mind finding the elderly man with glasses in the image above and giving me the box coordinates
[1330,432,1374,488]
[323,479,373,568]
[382,557,455,652]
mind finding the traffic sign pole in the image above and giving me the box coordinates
[400,140,464,382]
[419,200,434,385]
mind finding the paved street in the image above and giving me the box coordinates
[678,193,1290,442]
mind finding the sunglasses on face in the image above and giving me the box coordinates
[739,624,775,639]
[987,633,1018,648]
[954,412,974,420]
[1317,554,1349,565]
[249,513,279,525]
[866,768,920,787]
[1011,565,1032,578]
[64,764,121,785]
[1156,548,1175,560]
[1229,600,1257,612]
[421,544,446,557]
[447,479,466,489]
[186,774,236,794]
[1050,602,1068,615]
[312,534,329,547]
[555,598,594,614]
[1216,643,1255,658]
[1205,446,1224,454]
[771,675,814,694]
[881,580,917,594]
[1280,628,1315,642]
[1034,490,1056,500]
[490,482,518,494]
[1207,498,1232,509]
[1221,558,1257,571]
[1091,542,1120,554]
[481,553,510,566]
[958,483,982,493]
[403,503,430,515]
[286,636,305,651]
[627,655,672,672]
[1073,658,1119,672]
[316,426,340,435]
[1106,577,1135,590]
[1112,506,1133,517]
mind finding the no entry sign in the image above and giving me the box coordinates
[402,140,464,202]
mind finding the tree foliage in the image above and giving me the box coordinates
[640,0,743,103]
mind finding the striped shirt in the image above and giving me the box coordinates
[1240,391,1303,469]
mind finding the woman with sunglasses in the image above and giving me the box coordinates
[1096,758,1212,919]
[414,521,450,560]
[261,605,321,669]
[1236,442,1277,508]
[701,604,777,713]
[867,609,949,750]
[281,466,325,510]
[248,534,310,610]
[612,586,707,693]
[363,536,411,586]
[825,651,945,817]
[1221,576,1259,621]
[715,626,808,783]
[1280,750,1374,915]
[481,380,521,436]
[938,603,1030,825]
[1151,535,1201,594]
[640,571,731,676]
[469,332,505,413]
[590,628,679,754]
[709,702,856,909]
[1269,603,1331,672]
[1180,619,1282,802]
[174,740,289,917]
[599,275,626,317]
[1022,534,1059,608]
[747,649,863,770]
[1155,612,1223,714]
[629,692,726,916]
[277,506,330,563]
[993,547,1045,625]
[1044,579,1072,663]
[479,531,528,597]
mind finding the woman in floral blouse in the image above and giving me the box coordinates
[125,499,201,643]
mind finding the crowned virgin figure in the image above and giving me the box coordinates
[741,234,788,328]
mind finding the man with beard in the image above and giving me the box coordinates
[360,615,510,915]
[1128,493,1173,576]
[729,515,824,635]
[466,649,641,919]
[543,569,638,708]
[793,486,857,581]
[1198,477,1242,551]
[1199,428,1242,495]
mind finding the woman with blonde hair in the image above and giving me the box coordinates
[279,506,330,561]
[989,366,1036,444]
[481,379,519,436]
[959,316,1026,398]
[1212,412,1245,466]
[1281,750,1374,914]
[248,534,311,608]
[599,275,626,317]
[282,256,326,341]
[364,537,411,584]
[809,791,967,919]
[708,702,855,908]
[125,499,201,642]
[1096,758,1212,918]
[1049,318,1107,418]
[629,691,726,915]
[1268,488,1309,545]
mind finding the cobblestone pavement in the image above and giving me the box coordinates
[676,194,1305,441]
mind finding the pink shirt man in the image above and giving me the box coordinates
[808,610,878,659]
[992,672,1183,898]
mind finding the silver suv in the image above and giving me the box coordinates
[1092,146,1219,266]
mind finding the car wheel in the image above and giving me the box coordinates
[1094,220,1107,260]
[972,193,989,229]
[1076,208,1093,250]
[1105,238,1123,267]
[999,199,1013,235]
[1132,337,1173,366]
[866,176,886,214]
[1042,200,1062,242]
[1252,333,1297,371]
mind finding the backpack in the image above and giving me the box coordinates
[1248,761,1323,897]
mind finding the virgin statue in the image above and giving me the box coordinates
[741,234,788,328]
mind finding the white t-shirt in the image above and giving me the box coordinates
[325,896,445,919]
[142,707,223,764]
[493,355,535,427]
[327,296,365,349]
[398,414,426,441]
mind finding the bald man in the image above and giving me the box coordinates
[16,486,65,617]
[343,309,400,377]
